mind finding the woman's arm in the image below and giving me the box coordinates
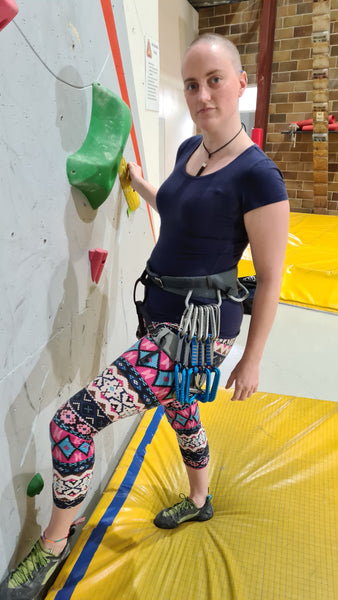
[226,199,289,401]
[127,162,158,213]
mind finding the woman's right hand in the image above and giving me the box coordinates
[126,161,159,212]
[127,161,143,192]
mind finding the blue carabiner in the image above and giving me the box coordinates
[184,366,199,404]
[179,367,188,405]
[175,363,189,406]
[196,367,211,403]
[208,366,221,402]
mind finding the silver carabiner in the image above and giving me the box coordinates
[187,305,199,341]
[196,306,204,342]
[209,306,217,340]
[228,280,250,303]
[202,305,210,342]
[184,289,193,309]
[179,300,194,336]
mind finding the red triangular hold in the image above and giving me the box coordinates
[89,248,108,283]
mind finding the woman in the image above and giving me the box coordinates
[0,34,289,599]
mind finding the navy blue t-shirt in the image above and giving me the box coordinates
[145,136,288,337]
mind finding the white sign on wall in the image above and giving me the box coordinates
[145,36,159,111]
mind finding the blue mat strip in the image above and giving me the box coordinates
[54,406,164,600]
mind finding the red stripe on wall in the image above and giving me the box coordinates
[100,0,156,243]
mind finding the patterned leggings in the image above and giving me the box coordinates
[50,327,235,509]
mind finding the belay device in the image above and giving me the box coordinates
[134,264,249,406]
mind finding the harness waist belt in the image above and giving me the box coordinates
[145,263,240,300]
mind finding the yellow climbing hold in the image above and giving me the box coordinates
[118,156,140,212]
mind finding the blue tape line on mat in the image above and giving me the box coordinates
[55,405,164,600]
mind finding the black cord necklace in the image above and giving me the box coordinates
[196,123,243,176]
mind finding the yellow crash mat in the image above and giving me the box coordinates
[47,390,338,600]
[238,212,338,313]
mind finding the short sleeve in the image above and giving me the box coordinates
[241,157,288,214]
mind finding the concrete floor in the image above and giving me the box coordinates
[220,303,338,403]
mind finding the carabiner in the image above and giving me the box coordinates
[179,300,194,336]
[208,366,221,402]
[185,366,199,403]
[228,279,250,303]
[187,305,199,342]
[184,289,193,309]
[196,367,211,403]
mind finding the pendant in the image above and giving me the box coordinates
[196,162,207,177]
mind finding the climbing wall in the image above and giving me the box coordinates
[0,0,158,578]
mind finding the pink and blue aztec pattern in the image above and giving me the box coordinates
[112,335,176,406]
[162,399,210,468]
[163,400,200,431]
[50,405,94,465]
[50,399,97,507]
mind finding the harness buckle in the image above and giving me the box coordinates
[153,276,164,288]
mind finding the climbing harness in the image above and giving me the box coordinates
[133,263,249,406]
[144,263,249,302]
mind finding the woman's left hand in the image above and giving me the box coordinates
[225,357,260,401]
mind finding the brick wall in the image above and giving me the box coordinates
[198,0,338,215]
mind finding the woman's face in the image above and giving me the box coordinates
[182,42,247,133]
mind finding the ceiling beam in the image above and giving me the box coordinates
[187,1,249,8]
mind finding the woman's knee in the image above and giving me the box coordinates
[49,394,97,509]
[163,400,210,468]
[49,394,96,470]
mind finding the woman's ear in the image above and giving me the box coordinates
[238,70,247,98]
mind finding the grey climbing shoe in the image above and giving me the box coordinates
[0,520,83,600]
[154,493,213,529]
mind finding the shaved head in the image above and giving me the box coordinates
[186,33,242,74]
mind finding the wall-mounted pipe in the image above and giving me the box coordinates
[254,0,277,151]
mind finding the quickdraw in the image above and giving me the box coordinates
[174,291,222,406]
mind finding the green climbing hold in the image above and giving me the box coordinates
[66,82,132,210]
[27,473,44,497]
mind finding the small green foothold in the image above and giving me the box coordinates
[27,473,44,497]
[66,82,132,210]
